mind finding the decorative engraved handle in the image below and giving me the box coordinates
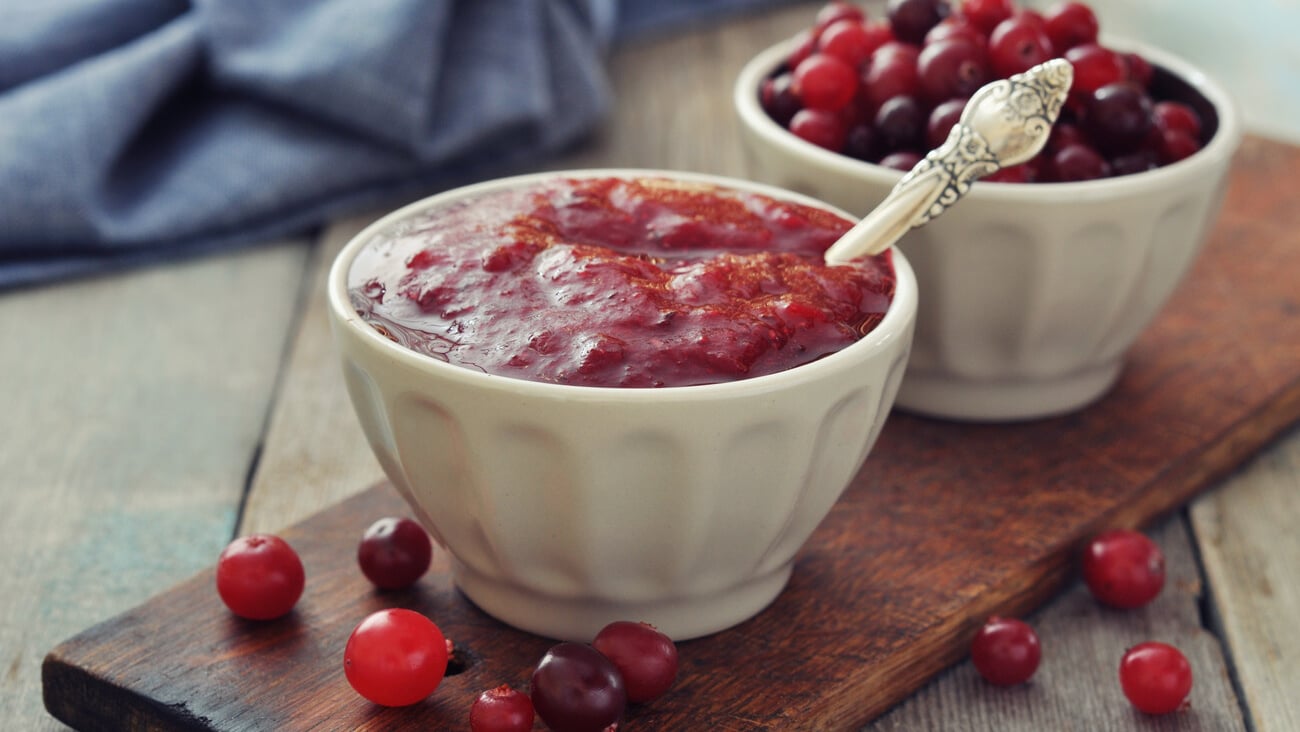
[823,58,1073,264]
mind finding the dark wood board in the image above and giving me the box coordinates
[43,136,1300,731]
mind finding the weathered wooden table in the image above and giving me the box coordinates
[4,3,1298,730]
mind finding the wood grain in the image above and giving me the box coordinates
[0,241,310,730]
[39,135,1300,730]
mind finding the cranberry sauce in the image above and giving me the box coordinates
[348,176,895,388]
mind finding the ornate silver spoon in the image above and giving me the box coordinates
[823,58,1073,264]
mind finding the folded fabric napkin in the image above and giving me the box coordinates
[0,0,788,289]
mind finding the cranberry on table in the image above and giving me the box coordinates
[1119,641,1193,714]
[1082,528,1166,609]
[970,616,1041,686]
[215,533,305,620]
[592,621,680,704]
[531,642,627,732]
[344,608,448,707]
[357,516,433,590]
[471,685,535,732]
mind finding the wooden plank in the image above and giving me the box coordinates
[1192,426,1300,732]
[39,132,1300,727]
[238,216,387,536]
[0,241,310,730]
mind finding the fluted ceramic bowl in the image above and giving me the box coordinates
[327,170,917,640]
[735,37,1240,420]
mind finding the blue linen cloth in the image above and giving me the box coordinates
[0,0,787,289]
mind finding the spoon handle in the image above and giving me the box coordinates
[823,58,1072,265]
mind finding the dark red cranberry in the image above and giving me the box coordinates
[531,643,626,732]
[862,43,922,106]
[1110,148,1160,176]
[983,162,1033,183]
[1047,120,1086,153]
[760,73,802,127]
[1043,1,1098,51]
[592,621,679,704]
[917,38,990,103]
[874,95,926,151]
[1158,129,1201,164]
[971,616,1041,686]
[988,14,1055,78]
[926,97,967,148]
[1084,82,1154,155]
[887,0,949,45]
[844,123,879,160]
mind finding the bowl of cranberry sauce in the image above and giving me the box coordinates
[734,0,1240,421]
[328,170,917,641]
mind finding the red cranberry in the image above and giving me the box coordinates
[820,19,881,68]
[471,685,535,732]
[983,162,1033,183]
[1051,142,1110,181]
[959,0,1014,35]
[862,43,922,106]
[1119,642,1193,714]
[1152,100,1203,139]
[786,29,818,70]
[793,53,859,111]
[789,108,847,151]
[917,37,990,103]
[1043,1,1098,51]
[1158,129,1201,163]
[1082,529,1166,608]
[971,616,1041,686]
[1064,43,1128,105]
[815,0,867,32]
[592,621,679,704]
[1124,52,1154,87]
[988,14,1055,78]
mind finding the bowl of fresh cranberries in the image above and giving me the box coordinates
[734,0,1241,420]
[328,168,917,641]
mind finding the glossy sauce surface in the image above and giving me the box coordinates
[348,177,895,387]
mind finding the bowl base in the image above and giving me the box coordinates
[894,361,1122,422]
[452,560,793,641]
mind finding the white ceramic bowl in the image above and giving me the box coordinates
[328,170,917,640]
[735,38,1241,420]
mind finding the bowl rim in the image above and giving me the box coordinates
[327,168,918,402]
[733,34,1242,203]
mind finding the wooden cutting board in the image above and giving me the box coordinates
[42,137,1300,731]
